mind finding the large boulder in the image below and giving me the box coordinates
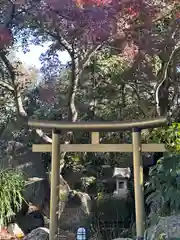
[23,227,49,240]
[16,209,44,234]
[0,141,50,211]
[42,173,71,224]
[39,174,91,233]
[145,215,180,239]
[24,228,76,240]
[59,190,92,232]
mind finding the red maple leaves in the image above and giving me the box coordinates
[75,0,110,7]
[0,28,13,49]
[127,7,138,17]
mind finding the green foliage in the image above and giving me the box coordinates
[146,154,180,216]
[146,123,180,152]
[96,52,128,79]
[59,192,68,201]
[80,176,96,192]
[151,54,162,76]
[66,153,85,171]
[145,123,180,223]
[0,169,25,226]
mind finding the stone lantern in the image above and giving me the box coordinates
[112,167,131,198]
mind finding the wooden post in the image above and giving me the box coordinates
[91,132,99,144]
[49,130,60,240]
[132,128,145,238]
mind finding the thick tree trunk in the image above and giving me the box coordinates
[67,57,79,122]
[155,22,180,117]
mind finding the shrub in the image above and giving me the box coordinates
[0,168,25,226]
[145,123,180,224]
[146,154,180,220]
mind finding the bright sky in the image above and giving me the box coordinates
[16,42,70,69]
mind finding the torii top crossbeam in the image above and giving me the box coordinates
[28,116,168,131]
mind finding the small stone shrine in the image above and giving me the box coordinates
[112,167,131,198]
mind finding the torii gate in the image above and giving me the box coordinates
[28,117,168,240]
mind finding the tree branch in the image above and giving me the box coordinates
[33,17,73,55]
[155,43,180,116]
[78,44,102,75]
[54,29,73,55]
[0,80,14,92]
[0,52,52,143]
[44,28,73,55]
[0,51,16,82]
[3,1,15,28]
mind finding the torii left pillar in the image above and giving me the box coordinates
[49,130,60,240]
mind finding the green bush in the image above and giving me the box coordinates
[146,123,180,153]
[145,123,180,223]
[0,168,25,226]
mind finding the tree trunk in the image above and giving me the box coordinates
[67,57,79,122]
